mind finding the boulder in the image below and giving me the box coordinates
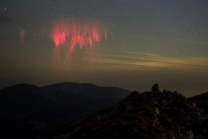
[151,83,160,93]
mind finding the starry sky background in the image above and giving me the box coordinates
[0,0,208,97]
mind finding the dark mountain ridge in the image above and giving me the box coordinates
[0,82,130,139]
[41,82,129,99]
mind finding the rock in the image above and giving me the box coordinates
[186,121,194,126]
[201,128,206,134]
[186,115,192,121]
[171,136,176,139]
[179,109,184,113]
[178,127,180,134]
[186,130,194,139]
[151,84,160,93]
[154,107,160,115]
[130,91,141,99]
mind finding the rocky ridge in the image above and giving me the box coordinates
[52,85,208,139]
[20,84,208,139]
[187,92,208,114]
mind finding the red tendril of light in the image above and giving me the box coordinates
[50,20,108,66]
[20,27,25,44]
[51,20,106,50]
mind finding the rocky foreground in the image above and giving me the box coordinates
[22,84,208,139]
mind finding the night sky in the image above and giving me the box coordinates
[1,0,208,97]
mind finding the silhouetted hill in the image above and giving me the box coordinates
[40,82,130,109]
[41,82,129,99]
[22,85,208,139]
[0,83,130,139]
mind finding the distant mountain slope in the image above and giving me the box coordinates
[0,83,130,139]
[41,82,130,99]
[40,82,130,109]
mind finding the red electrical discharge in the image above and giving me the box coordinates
[20,27,25,44]
[51,21,104,49]
[50,20,108,64]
